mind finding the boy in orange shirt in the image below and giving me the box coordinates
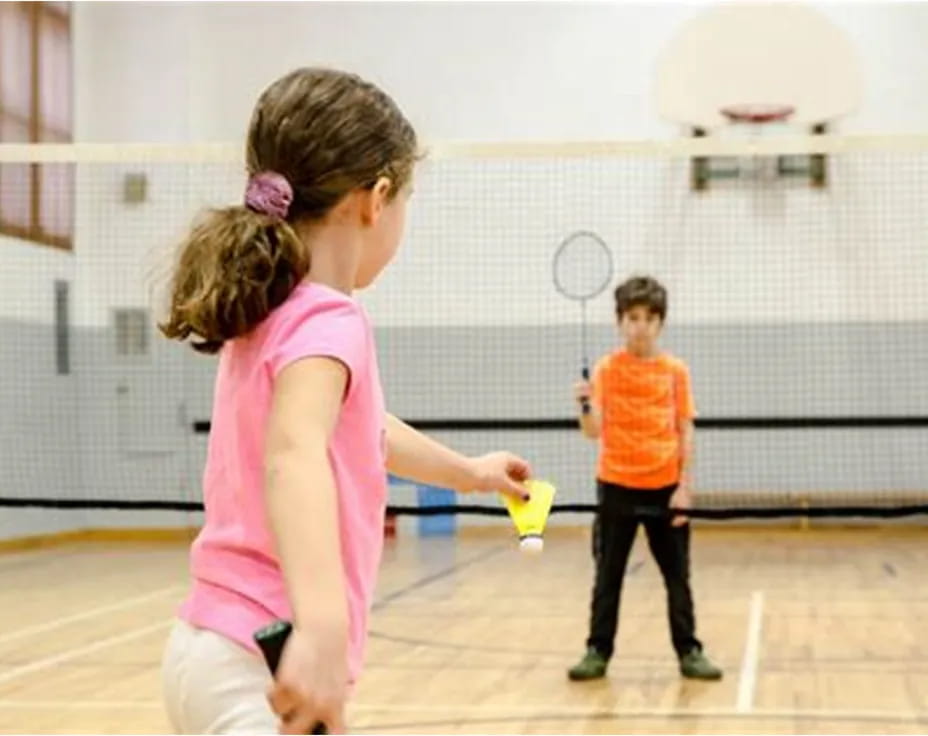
[568,276,722,682]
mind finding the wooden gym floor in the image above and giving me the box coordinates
[1,525,927,734]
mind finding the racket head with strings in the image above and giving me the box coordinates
[552,230,614,303]
[552,230,614,413]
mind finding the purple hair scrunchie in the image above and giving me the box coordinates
[244,172,293,220]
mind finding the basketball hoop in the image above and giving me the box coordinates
[713,104,797,187]
[720,104,796,125]
[691,103,825,191]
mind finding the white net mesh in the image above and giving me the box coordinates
[1,133,927,525]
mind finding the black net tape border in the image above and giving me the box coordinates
[2,497,927,521]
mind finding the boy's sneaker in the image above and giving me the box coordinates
[567,647,609,681]
[679,648,723,680]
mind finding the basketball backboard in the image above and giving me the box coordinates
[655,3,863,133]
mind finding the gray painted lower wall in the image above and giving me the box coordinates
[1,321,83,539]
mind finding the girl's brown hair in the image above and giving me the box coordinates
[159,68,418,354]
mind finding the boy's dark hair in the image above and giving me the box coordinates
[614,276,668,320]
[159,67,419,354]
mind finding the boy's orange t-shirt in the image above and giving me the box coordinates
[592,348,696,489]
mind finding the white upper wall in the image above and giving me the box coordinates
[64,2,928,327]
[0,235,74,323]
[74,2,193,142]
[182,1,698,142]
[75,2,928,145]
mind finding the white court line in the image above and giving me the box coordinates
[0,585,182,647]
[1,701,925,725]
[1,699,926,727]
[0,620,171,686]
[350,704,928,725]
[0,700,163,709]
[736,590,765,713]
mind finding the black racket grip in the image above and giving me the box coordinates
[254,620,328,735]
[580,365,591,414]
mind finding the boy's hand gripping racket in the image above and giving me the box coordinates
[552,230,614,414]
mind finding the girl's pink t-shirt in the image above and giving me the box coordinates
[179,282,387,684]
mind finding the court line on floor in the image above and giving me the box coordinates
[352,705,928,732]
[372,544,507,611]
[368,629,574,658]
[0,585,182,647]
[1,700,925,724]
[352,703,928,718]
[367,631,714,665]
[0,620,171,686]
[736,589,764,713]
[0,700,163,709]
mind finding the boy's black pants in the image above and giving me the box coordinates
[587,480,701,660]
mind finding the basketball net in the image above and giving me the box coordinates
[720,104,795,183]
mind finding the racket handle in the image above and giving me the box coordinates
[580,365,591,415]
[254,620,328,735]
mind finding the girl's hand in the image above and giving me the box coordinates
[268,626,348,734]
[465,452,533,501]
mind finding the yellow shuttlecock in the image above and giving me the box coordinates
[502,479,556,553]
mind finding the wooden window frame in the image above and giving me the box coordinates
[0,2,73,251]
